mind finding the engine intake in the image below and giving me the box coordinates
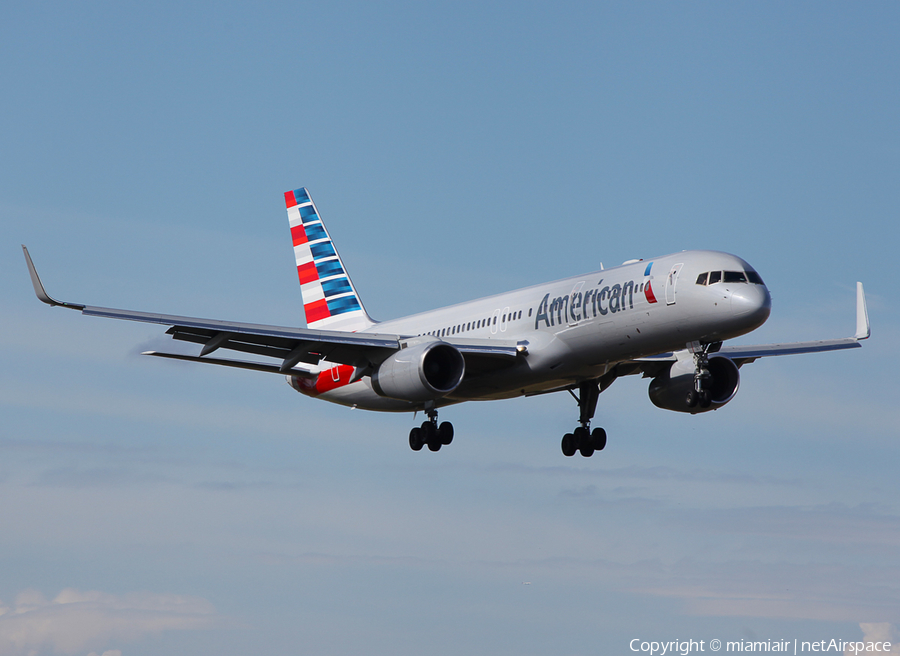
[371,340,465,402]
[648,355,740,414]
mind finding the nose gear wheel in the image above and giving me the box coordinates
[685,342,721,409]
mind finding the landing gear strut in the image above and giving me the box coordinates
[561,380,607,457]
[686,343,720,410]
[409,407,453,452]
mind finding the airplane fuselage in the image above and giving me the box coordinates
[298,250,772,411]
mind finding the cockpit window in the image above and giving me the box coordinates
[746,270,764,285]
[698,270,763,285]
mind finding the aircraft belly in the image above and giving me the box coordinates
[317,380,418,412]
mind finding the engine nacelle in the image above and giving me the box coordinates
[648,355,740,414]
[371,340,465,402]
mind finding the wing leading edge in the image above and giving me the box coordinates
[21,246,520,376]
[717,281,869,365]
[624,282,870,375]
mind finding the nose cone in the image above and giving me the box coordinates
[731,284,771,327]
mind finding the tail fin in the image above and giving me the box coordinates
[285,187,376,332]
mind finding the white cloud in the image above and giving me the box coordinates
[844,623,900,655]
[0,588,220,656]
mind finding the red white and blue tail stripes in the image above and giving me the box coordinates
[285,187,374,331]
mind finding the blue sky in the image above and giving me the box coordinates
[2,2,899,655]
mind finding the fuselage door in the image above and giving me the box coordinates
[500,306,510,332]
[665,263,683,305]
[567,281,586,326]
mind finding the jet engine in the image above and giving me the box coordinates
[371,340,465,402]
[648,355,740,414]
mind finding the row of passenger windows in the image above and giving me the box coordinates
[696,270,764,286]
[419,309,525,338]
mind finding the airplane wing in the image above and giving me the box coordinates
[22,246,520,376]
[715,282,870,365]
[622,282,870,375]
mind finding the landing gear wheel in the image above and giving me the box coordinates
[686,390,698,408]
[561,433,577,457]
[438,422,454,445]
[699,389,711,408]
[591,427,607,451]
[579,441,595,457]
[573,426,588,445]
[410,409,453,453]
[409,427,423,451]
[421,421,441,451]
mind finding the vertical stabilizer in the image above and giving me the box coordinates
[285,187,376,332]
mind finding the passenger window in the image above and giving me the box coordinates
[724,271,747,283]
[708,271,722,284]
[696,272,708,285]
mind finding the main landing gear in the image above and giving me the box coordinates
[409,407,454,452]
[561,380,607,457]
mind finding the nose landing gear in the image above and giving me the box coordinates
[561,380,608,457]
[685,342,721,410]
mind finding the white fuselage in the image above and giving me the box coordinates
[300,250,771,411]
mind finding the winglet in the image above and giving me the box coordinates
[855,281,870,340]
[21,245,85,310]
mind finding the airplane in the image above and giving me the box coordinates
[22,187,870,457]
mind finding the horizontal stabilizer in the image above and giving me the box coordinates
[143,351,319,377]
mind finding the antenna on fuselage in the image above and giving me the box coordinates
[600,262,604,270]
